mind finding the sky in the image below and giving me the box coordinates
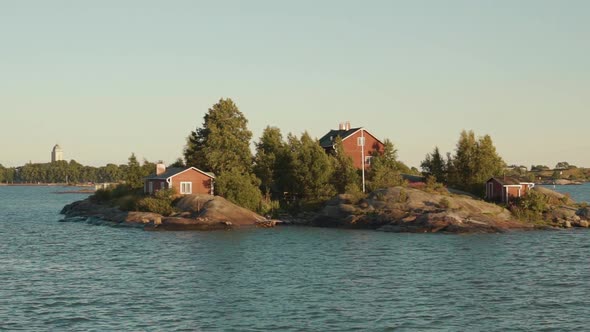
[1,0,589,169]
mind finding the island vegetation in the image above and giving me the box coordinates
[54,97,590,232]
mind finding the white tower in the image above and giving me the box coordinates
[51,144,64,162]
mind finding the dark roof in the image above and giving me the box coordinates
[319,128,362,148]
[145,167,216,180]
[488,177,521,186]
[145,167,185,180]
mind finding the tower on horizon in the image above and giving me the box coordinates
[51,144,64,163]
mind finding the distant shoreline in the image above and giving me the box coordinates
[0,183,95,188]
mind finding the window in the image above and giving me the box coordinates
[148,182,154,194]
[357,137,365,146]
[180,182,192,194]
[161,182,167,190]
[365,156,373,165]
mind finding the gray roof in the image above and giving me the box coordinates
[318,128,362,148]
[145,167,215,180]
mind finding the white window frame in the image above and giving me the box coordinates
[180,181,192,194]
[357,137,365,146]
[148,182,154,194]
[365,155,373,165]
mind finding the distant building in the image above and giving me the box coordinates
[51,144,64,162]
[144,163,215,195]
[319,122,384,169]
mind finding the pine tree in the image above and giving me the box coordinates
[421,146,446,183]
[125,153,144,189]
[183,98,253,174]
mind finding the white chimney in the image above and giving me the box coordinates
[345,121,351,130]
[156,163,166,176]
[338,122,344,130]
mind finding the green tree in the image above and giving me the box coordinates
[449,130,505,196]
[330,137,360,194]
[0,164,5,183]
[184,98,253,174]
[253,126,287,198]
[125,153,144,189]
[215,169,263,212]
[420,146,446,183]
[169,158,185,168]
[5,167,15,183]
[288,132,335,203]
[367,139,403,191]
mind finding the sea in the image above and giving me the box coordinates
[1,184,590,331]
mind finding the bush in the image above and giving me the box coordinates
[398,189,408,203]
[439,197,451,209]
[136,197,176,216]
[90,184,137,203]
[509,190,549,222]
[135,188,178,216]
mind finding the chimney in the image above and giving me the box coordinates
[338,122,344,130]
[345,121,351,130]
[156,163,166,176]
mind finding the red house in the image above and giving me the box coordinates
[485,177,535,203]
[144,164,215,195]
[319,122,385,169]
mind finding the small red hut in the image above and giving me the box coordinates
[144,164,215,195]
[485,177,535,203]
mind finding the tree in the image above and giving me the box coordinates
[555,161,570,170]
[169,158,185,168]
[450,130,505,196]
[184,98,253,174]
[330,137,360,194]
[125,153,144,189]
[367,139,403,191]
[288,132,335,203]
[0,164,5,183]
[420,146,446,183]
[215,169,263,212]
[253,126,287,198]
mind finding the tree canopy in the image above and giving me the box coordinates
[184,98,253,174]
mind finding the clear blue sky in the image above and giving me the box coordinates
[2,0,589,168]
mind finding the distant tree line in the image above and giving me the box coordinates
[0,156,158,185]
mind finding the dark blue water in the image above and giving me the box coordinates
[1,186,590,331]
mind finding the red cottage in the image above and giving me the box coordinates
[485,177,535,203]
[319,122,385,169]
[144,164,215,195]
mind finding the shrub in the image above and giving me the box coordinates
[398,189,408,203]
[136,197,176,216]
[509,190,549,222]
[439,197,451,209]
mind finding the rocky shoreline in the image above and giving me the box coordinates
[60,194,273,231]
[60,186,590,234]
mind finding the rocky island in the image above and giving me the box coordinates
[61,184,590,234]
[61,194,273,230]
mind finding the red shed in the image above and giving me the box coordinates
[144,164,215,195]
[485,177,535,203]
[319,122,385,169]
